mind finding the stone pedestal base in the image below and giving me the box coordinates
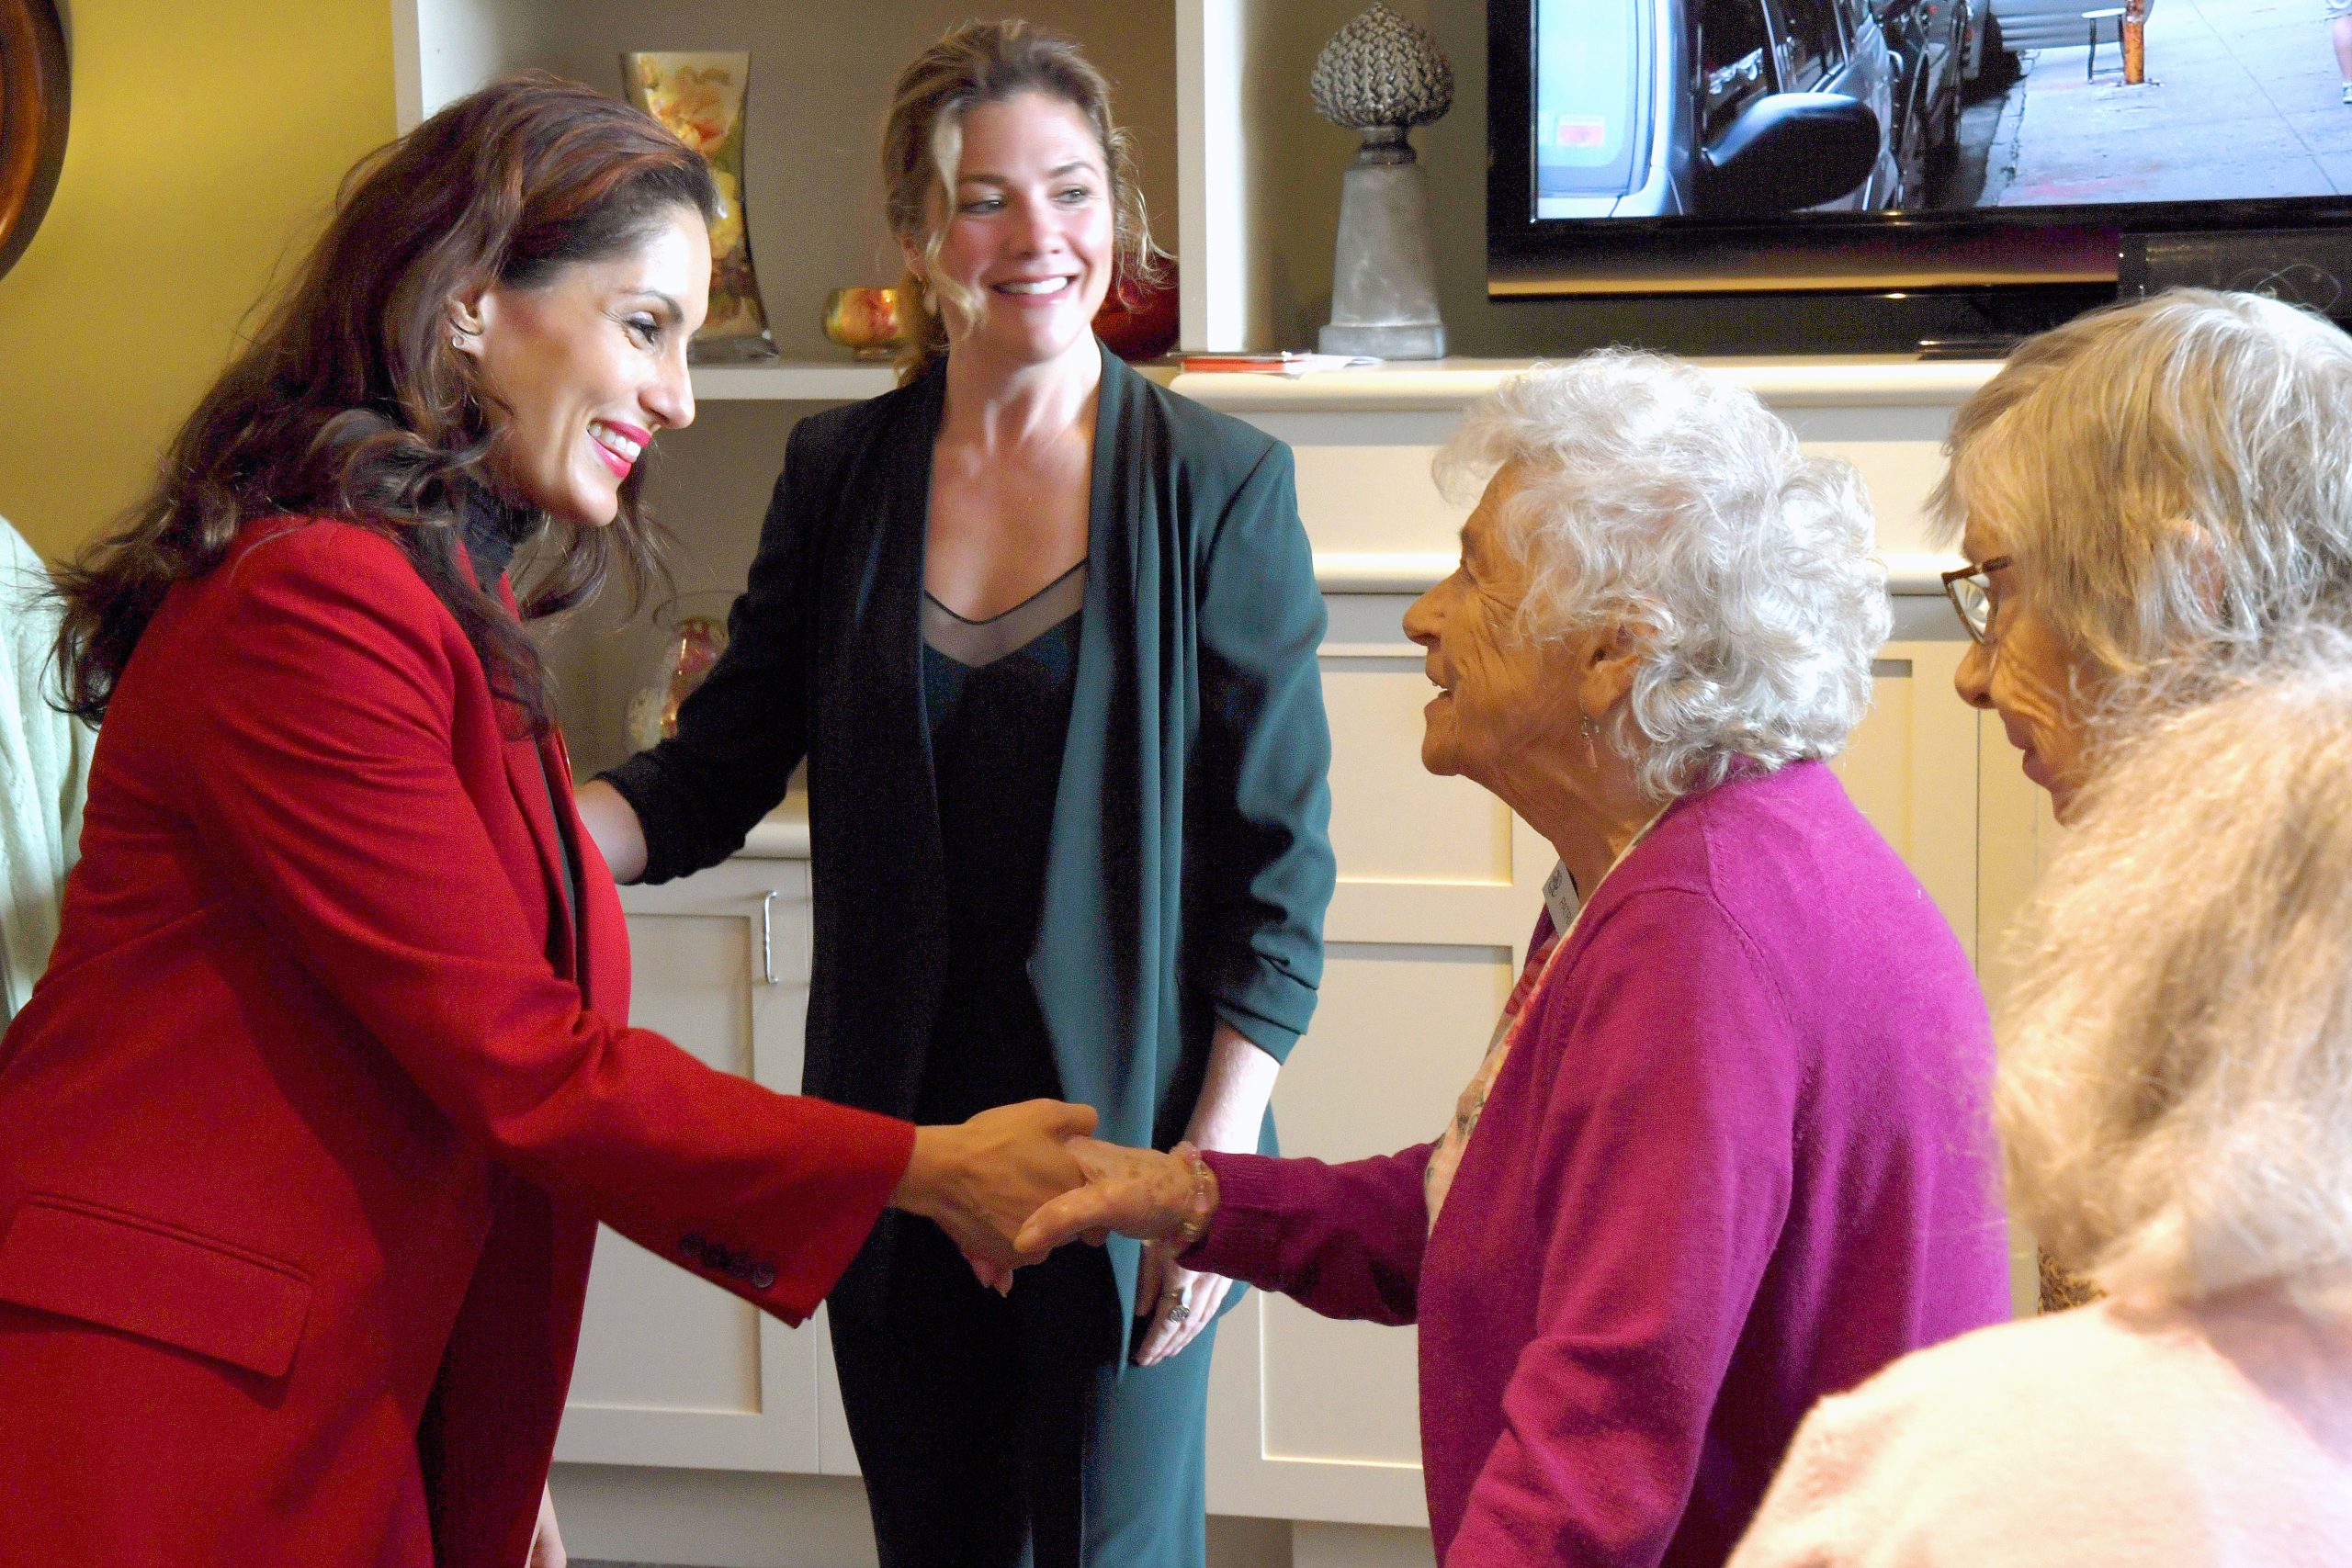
[1318,320,1446,358]
[1319,155,1446,361]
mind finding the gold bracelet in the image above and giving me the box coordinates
[1169,1140,1217,1250]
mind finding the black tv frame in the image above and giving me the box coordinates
[1487,0,2352,334]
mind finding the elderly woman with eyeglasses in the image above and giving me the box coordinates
[1018,352,2013,1568]
[1931,289,2352,1313]
[1933,288,2352,818]
[1730,639,2352,1564]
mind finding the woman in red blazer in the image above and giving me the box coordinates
[0,74,1088,1568]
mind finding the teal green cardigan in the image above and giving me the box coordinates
[605,344,1336,1322]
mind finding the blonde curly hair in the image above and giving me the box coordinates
[1929,289,2352,684]
[879,19,1159,381]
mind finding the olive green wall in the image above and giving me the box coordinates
[0,1,397,561]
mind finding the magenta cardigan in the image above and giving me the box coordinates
[1188,761,2010,1567]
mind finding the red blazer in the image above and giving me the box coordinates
[0,518,915,1568]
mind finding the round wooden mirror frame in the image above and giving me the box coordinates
[0,0,69,279]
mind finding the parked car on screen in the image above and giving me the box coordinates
[1960,0,2002,81]
[1533,0,1897,220]
[1865,0,1969,203]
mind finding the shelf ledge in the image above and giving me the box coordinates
[691,363,899,402]
[1315,549,1961,597]
[1171,357,2005,413]
[734,794,811,860]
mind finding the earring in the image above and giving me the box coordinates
[1581,714,1600,771]
[451,330,467,350]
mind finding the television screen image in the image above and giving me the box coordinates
[1532,0,2348,221]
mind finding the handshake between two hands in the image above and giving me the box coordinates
[893,1100,1226,1366]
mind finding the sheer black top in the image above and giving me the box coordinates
[914,563,1087,1122]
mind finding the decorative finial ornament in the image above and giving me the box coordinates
[1312,5,1454,358]
[1310,4,1455,143]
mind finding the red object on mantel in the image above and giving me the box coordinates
[1094,253,1180,360]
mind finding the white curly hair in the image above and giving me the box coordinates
[1437,350,1891,799]
[1998,627,2352,1310]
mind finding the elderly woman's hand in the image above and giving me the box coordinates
[1015,1137,1228,1363]
[1014,1136,1212,1255]
[1133,1243,1230,1366]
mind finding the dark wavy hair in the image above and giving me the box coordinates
[51,72,718,730]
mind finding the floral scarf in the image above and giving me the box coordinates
[1423,810,1667,1231]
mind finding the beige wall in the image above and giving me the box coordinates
[0,1,395,561]
[503,0,1177,361]
[1259,0,1999,357]
[1244,0,1435,353]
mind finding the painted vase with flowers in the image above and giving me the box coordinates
[623,51,777,361]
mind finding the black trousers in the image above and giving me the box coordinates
[831,1218,1216,1568]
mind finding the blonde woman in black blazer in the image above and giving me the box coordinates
[576,23,1335,1567]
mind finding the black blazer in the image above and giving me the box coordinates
[605,344,1336,1319]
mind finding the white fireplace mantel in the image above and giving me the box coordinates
[1173,358,1999,595]
[1170,356,2001,412]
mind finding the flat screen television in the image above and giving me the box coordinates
[1487,0,2352,306]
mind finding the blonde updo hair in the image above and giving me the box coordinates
[880,19,1159,380]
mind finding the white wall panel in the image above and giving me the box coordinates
[568,913,763,1417]
[559,863,824,1473]
[1827,643,1983,960]
[1319,660,1511,887]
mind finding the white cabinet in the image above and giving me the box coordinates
[556,859,845,1473]
[1206,608,1542,1525]
[1833,642,1993,964]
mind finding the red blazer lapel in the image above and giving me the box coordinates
[481,573,582,988]
[499,733,579,979]
[479,574,627,1017]
[542,727,632,1021]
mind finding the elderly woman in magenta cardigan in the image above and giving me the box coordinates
[1021,351,2013,1567]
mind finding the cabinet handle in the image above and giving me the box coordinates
[760,889,781,986]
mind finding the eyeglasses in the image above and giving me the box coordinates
[1940,555,2012,645]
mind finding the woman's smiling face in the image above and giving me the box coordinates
[458,206,708,525]
[912,90,1114,370]
[1402,464,1585,795]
